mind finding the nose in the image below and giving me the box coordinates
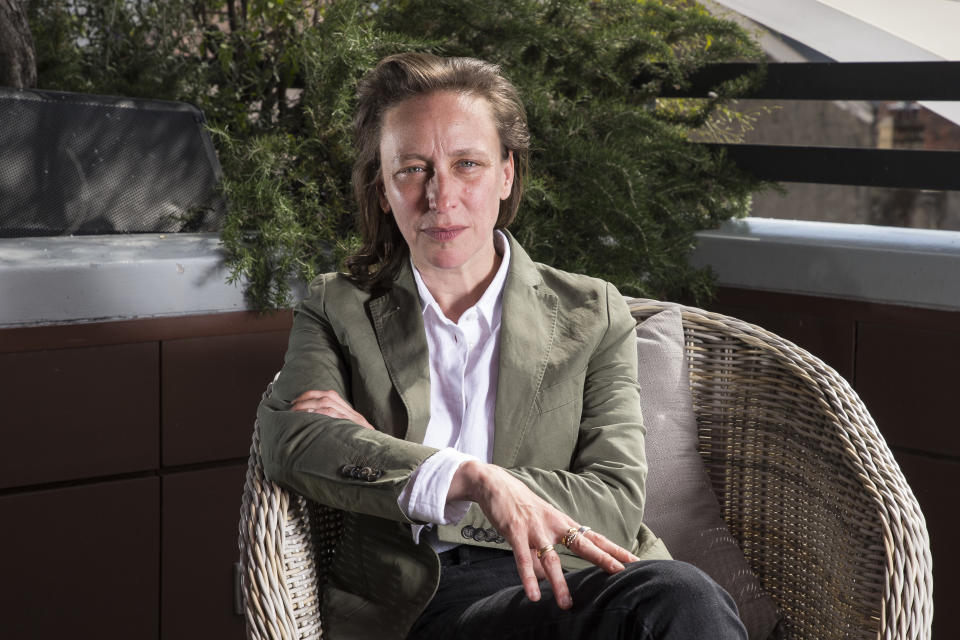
[426,168,456,212]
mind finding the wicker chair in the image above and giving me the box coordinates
[238,298,933,639]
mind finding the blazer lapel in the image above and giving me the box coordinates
[368,263,432,445]
[493,234,558,467]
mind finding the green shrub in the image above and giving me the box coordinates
[31,0,764,309]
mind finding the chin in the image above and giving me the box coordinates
[424,254,469,271]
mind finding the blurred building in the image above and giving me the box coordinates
[705,0,960,230]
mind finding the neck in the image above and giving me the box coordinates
[416,252,502,324]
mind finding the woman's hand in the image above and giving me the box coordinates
[290,389,375,430]
[449,461,639,610]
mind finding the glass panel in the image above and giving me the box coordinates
[696,98,960,229]
[749,183,960,231]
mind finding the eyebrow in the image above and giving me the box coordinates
[394,148,492,162]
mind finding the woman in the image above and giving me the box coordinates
[258,52,745,640]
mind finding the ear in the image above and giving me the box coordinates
[500,150,515,201]
[378,180,391,214]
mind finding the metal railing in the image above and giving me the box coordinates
[648,61,960,191]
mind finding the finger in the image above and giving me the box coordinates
[508,534,541,602]
[290,397,374,429]
[291,399,348,418]
[293,389,340,403]
[530,549,547,581]
[539,548,572,609]
[293,392,351,414]
[568,534,625,574]
[586,531,640,563]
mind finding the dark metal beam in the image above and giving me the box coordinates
[705,143,960,191]
[653,61,960,101]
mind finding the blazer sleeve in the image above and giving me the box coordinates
[257,275,438,523]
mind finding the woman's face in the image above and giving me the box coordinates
[378,90,514,284]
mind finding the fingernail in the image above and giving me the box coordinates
[611,561,624,572]
[561,596,572,609]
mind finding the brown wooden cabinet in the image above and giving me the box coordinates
[0,478,161,639]
[0,311,290,639]
[162,465,249,640]
[0,342,159,489]
[162,331,290,466]
[856,321,960,457]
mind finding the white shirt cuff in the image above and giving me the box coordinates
[398,448,477,529]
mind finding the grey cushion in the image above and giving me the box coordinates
[637,309,781,640]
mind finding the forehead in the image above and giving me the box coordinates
[379,91,499,152]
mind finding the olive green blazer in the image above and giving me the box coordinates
[258,232,668,640]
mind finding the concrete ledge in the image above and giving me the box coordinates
[5,219,958,327]
[691,217,960,311]
[0,233,248,327]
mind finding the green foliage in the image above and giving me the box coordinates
[30,0,765,309]
[30,0,203,99]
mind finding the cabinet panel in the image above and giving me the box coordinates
[856,322,960,456]
[0,478,160,639]
[161,465,247,639]
[162,330,288,466]
[0,342,159,488]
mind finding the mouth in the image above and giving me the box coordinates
[422,226,466,242]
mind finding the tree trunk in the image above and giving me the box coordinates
[0,0,37,88]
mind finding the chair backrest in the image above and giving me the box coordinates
[239,298,933,640]
[626,298,932,640]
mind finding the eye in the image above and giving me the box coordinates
[457,160,480,169]
[395,165,427,179]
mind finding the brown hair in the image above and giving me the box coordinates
[345,52,530,291]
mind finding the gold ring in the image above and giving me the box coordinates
[563,525,592,548]
[536,544,555,559]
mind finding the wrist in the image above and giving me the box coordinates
[447,459,488,503]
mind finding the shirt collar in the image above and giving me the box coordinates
[411,230,511,328]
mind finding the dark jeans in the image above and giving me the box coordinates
[407,547,746,640]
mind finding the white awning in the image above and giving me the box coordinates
[709,0,960,126]
[818,0,960,60]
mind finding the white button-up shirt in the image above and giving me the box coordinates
[398,231,510,549]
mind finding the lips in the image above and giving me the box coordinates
[423,226,465,242]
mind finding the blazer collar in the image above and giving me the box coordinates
[493,230,558,466]
[367,231,559,462]
[368,260,432,445]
